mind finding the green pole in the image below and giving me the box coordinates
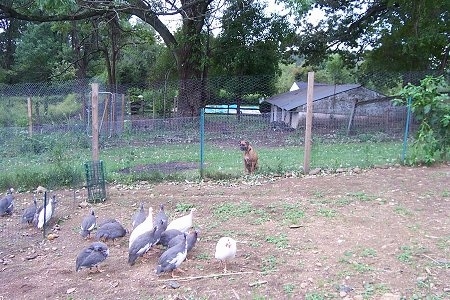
[401,96,412,164]
[199,108,205,178]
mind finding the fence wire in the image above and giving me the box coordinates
[2,72,449,248]
[0,72,446,190]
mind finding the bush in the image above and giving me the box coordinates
[393,75,450,164]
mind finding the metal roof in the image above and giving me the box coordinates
[265,84,361,111]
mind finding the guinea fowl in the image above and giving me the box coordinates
[158,229,183,247]
[168,229,198,253]
[214,237,237,273]
[76,241,109,273]
[21,195,37,224]
[37,195,57,229]
[155,233,188,277]
[132,202,146,230]
[0,188,14,216]
[95,219,127,242]
[128,219,166,266]
[166,208,196,233]
[154,204,168,231]
[80,210,97,238]
[129,207,153,247]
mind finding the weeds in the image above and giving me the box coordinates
[397,245,413,263]
[261,255,278,273]
[266,233,289,249]
[212,201,254,221]
[283,203,305,225]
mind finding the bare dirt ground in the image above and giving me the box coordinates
[1,164,449,300]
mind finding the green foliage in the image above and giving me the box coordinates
[47,94,81,119]
[0,97,28,127]
[394,75,450,164]
[295,0,450,73]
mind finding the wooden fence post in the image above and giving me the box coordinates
[303,72,314,174]
[91,83,99,161]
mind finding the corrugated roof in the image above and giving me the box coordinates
[266,84,361,111]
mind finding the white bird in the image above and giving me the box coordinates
[166,208,196,233]
[37,195,57,229]
[214,237,237,273]
[129,207,153,247]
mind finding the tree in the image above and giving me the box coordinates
[210,0,294,114]
[12,22,71,82]
[0,0,308,116]
[292,0,450,74]
[0,17,26,83]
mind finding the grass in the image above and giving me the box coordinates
[282,203,306,225]
[397,245,414,263]
[0,128,405,190]
[266,233,289,249]
[212,201,254,221]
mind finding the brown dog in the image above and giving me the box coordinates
[239,140,258,174]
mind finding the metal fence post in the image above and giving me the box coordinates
[199,107,205,178]
[401,96,412,163]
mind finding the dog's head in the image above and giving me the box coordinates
[239,140,250,152]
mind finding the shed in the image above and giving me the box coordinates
[264,82,398,132]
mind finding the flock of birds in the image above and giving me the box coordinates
[76,203,237,277]
[0,188,58,229]
[1,188,238,277]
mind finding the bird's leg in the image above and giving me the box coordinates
[223,261,228,273]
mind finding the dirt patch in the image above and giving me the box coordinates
[119,161,198,174]
[0,164,449,299]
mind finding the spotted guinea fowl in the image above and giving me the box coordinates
[129,207,153,247]
[166,208,196,233]
[21,195,37,224]
[0,188,14,216]
[37,195,57,229]
[132,202,146,230]
[128,219,166,266]
[80,210,97,238]
[214,237,237,273]
[75,241,109,273]
[158,229,183,247]
[95,219,127,242]
[155,233,188,277]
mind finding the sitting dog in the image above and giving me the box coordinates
[239,140,258,174]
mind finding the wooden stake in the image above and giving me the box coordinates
[303,72,314,174]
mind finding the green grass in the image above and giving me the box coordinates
[212,201,254,221]
[0,129,405,190]
[266,233,289,249]
[397,245,413,263]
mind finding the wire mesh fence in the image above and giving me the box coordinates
[2,71,448,249]
[0,71,447,192]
